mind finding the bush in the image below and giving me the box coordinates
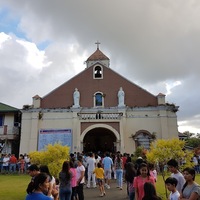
[29,143,70,177]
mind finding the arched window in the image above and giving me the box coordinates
[94,92,104,107]
[133,131,153,150]
[93,66,103,79]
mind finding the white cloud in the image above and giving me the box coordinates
[16,39,52,69]
[0,0,199,133]
[0,32,11,48]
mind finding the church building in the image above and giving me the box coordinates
[19,44,179,154]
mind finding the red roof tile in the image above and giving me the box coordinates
[86,48,109,61]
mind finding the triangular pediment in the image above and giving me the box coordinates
[41,64,158,109]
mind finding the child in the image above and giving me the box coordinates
[165,177,180,200]
[167,159,185,193]
[142,182,161,200]
[148,163,157,182]
[93,162,106,197]
[134,162,155,200]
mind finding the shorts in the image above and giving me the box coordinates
[104,169,112,179]
[96,178,103,184]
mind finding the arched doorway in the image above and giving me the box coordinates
[83,128,116,153]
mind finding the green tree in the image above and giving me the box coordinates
[186,137,200,148]
[29,143,70,177]
[146,138,193,198]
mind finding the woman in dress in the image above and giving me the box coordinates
[179,167,200,200]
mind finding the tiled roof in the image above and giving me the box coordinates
[32,95,41,99]
[0,102,19,112]
[157,93,165,96]
[86,48,109,61]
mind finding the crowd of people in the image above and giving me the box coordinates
[23,151,200,200]
[0,153,30,174]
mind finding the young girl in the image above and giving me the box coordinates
[93,162,106,197]
[133,162,155,200]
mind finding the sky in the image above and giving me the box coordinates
[0,0,199,134]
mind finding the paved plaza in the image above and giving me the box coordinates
[84,179,128,200]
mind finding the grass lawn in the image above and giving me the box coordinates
[156,174,200,199]
[0,174,29,200]
[0,174,200,200]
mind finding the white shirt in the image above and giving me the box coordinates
[87,157,96,171]
[3,157,10,166]
[171,171,185,193]
[76,165,85,184]
[169,190,180,200]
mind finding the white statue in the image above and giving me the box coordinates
[73,88,80,108]
[118,87,125,107]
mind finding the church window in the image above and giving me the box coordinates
[134,131,152,150]
[94,92,104,107]
[0,114,4,127]
[94,66,103,79]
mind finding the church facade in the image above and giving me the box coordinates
[19,45,179,154]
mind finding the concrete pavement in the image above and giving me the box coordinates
[84,179,128,200]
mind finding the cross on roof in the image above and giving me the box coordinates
[95,41,100,49]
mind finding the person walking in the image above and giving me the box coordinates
[114,153,124,190]
[102,152,113,189]
[93,162,106,197]
[86,152,96,188]
[59,161,72,200]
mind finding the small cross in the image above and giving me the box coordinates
[95,41,100,49]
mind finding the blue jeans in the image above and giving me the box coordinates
[9,163,16,173]
[116,169,123,187]
[59,187,72,200]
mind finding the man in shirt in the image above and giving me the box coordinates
[167,159,185,193]
[9,154,17,173]
[86,152,96,188]
[26,164,40,194]
[102,152,113,189]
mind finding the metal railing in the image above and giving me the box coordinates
[77,112,123,120]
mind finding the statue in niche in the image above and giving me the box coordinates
[118,87,125,107]
[73,88,80,108]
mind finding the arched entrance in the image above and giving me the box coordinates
[83,128,116,152]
